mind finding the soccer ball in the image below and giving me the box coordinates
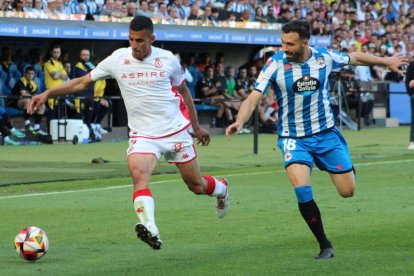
[14,226,49,261]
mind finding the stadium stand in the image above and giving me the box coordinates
[0,0,412,142]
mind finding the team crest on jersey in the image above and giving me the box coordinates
[284,63,292,70]
[293,75,320,96]
[284,150,292,161]
[316,57,325,68]
[155,58,162,68]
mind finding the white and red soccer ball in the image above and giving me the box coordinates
[15,226,49,261]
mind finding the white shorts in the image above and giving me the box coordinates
[127,129,197,164]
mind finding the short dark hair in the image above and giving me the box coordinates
[25,66,35,73]
[281,20,311,40]
[130,16,154,33]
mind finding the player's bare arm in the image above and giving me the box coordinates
[28,74,93,114]
[225,90,262,137]
[348,52,408,76]
[176,81,210,146]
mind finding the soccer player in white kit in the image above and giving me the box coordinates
[28,16,230,250]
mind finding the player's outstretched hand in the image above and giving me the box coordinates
[225,121,243,137]
[27,94,48,115]
[194,126,210,146]
[386,53,409,76]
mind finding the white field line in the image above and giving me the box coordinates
[0,159,413,200]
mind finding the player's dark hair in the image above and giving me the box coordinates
[25,66,35,73]
[282,20,311,40]
[130,16,154,33]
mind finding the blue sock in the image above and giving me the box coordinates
[294,185,313,203]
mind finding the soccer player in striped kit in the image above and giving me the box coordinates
[226,20,407,259]
[28,16,229,250]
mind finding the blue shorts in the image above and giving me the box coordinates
[277,127,353,173]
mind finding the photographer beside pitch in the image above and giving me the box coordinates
[28,16,229,250]
[226,20,407,259]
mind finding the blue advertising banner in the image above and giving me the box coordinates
[0,18,331,46]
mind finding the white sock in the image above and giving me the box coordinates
[34,124,40,130]
[213,178,228,197]
[133,190,155,226]
[24,120,30,126]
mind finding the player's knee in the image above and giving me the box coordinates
[339,186,355,198]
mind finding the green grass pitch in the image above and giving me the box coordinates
[1,127,413,275]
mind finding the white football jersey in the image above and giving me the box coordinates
[90,46,190,138]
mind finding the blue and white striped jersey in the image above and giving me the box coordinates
[255,47,350,137]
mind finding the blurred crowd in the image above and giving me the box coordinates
[1,0,414,144]
[0,0,411,33]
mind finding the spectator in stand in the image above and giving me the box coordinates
[21,48,45,94]
[239,8,251,22]
[85,0,98,15]
[181,0,191,18]
[265,6,277,23]
[14,0,25,12]
[187,3,200,20]
[225,66,236,98]
[126,2,137,17]
[353,30,363,52]
[228,0,249,13]
[199,6,216,25]
[167,5,180,21]
[310,20,322,36]
[147,1,157,15]
[297,0,308,18]
[71,0,88,14]
[73,48,96,142]
[155,2,169,19]
[44,44,67,121]
[23,0,33,12]
[1,46,21,96]
[55,0,71,15]
[235,66,254,100]
[257,0,268,16]
[360,28,372,46]
[248,64,258,82]
[100,0,115,16]
[169,0,186,19]
[45,0,59,16]
[110,0,126,18]
[7,66,47,135]
[254,6,267,23]
[136,0,153,18]
[1,0,12,11]
[196,65,231,127]
[214,62,238,121]
[0,106,25,145]
[277,7,292,23]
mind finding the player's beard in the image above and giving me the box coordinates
[285,47,306,63]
